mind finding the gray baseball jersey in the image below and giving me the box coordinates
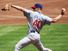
[23,9,52,33]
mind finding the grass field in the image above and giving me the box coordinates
[0,24,68,51]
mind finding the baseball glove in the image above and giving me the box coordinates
[61,8,66,15]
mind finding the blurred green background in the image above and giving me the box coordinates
[0,24,68,51]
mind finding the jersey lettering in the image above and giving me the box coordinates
[33,19,42,30]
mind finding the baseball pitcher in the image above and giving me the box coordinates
[2,3,66,51]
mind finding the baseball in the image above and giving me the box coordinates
[5,4,9,10]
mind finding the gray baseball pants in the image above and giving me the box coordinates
[14,32,52,51]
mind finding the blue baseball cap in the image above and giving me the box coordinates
[31,3,43,9]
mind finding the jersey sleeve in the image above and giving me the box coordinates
[22,9,33,17]
[42,15,53,25]
[23,8,33,13]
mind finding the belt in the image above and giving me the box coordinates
[30,30,39,33]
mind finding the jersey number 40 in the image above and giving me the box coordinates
[33,19,42,30]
